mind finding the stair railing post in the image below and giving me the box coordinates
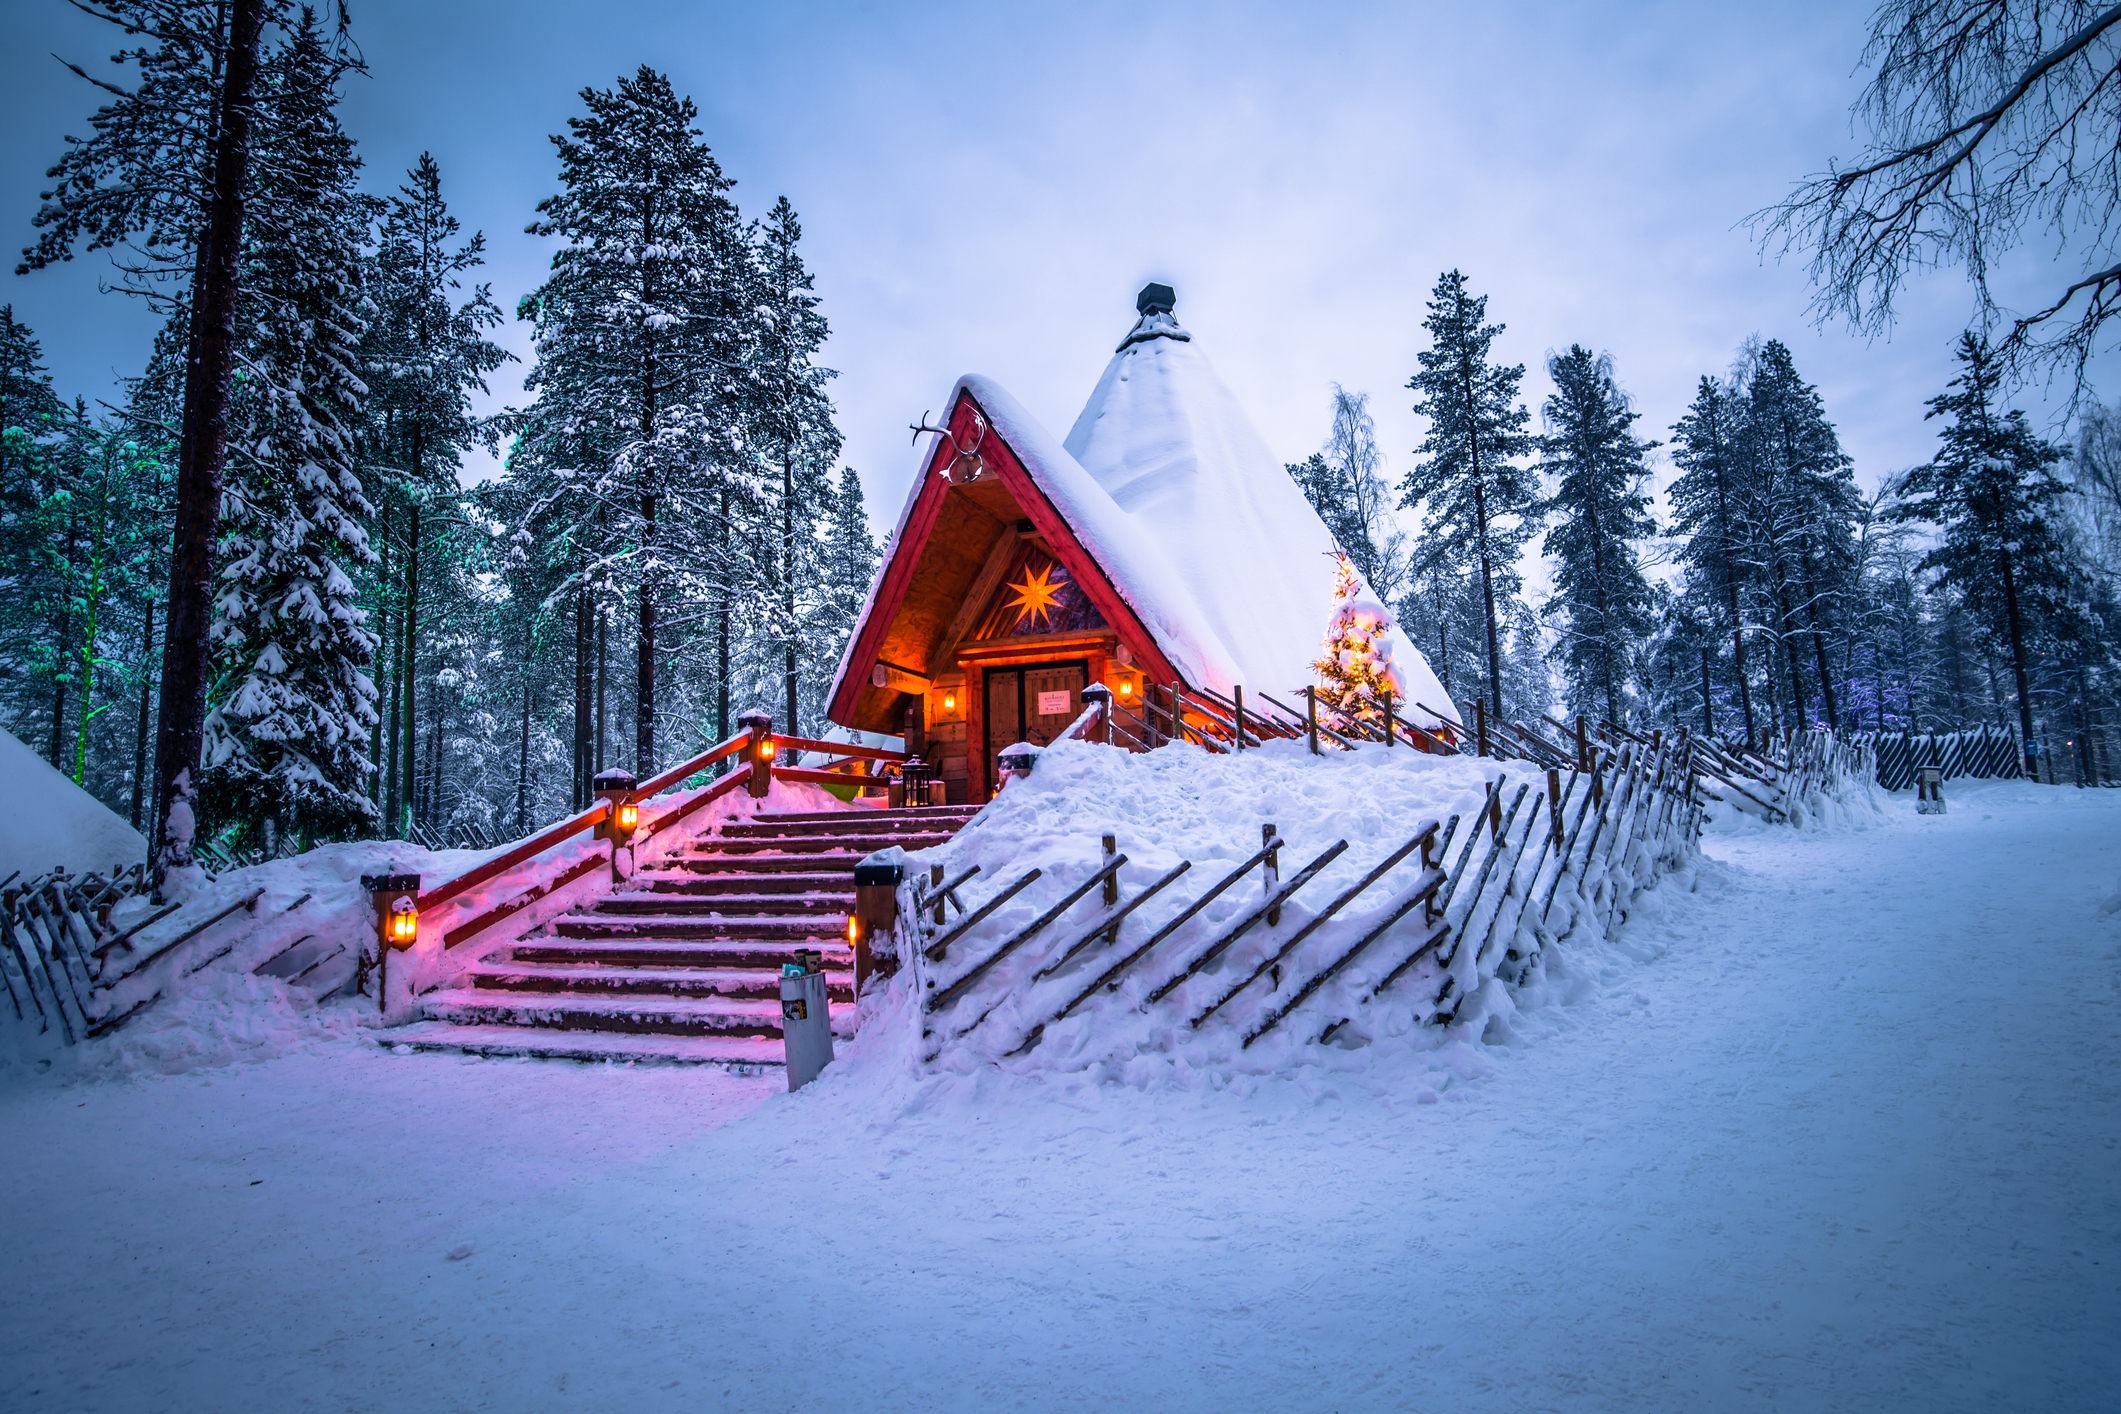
[360,872,421,1017]
[1233,685,1244,755]
[1382,688,1394,748]
[1476,698,1489,758]
[737,709,775,800]
[1306,687,1319,756]
[592,768,639,885]
[851,858,903,999]
[1083,684,1112,747]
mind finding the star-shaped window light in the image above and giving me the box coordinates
[1004,562,1066,629]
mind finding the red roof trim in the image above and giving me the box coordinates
[827,388,1179,726]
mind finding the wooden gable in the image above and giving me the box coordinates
[828,387,1180,802]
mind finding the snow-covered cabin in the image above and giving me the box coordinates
[826,284,1458,804]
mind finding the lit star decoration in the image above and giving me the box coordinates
[1005,563,1065,628]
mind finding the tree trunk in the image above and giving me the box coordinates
[716,483,731,750]
[399,496,420,838]
[425,675,443,832]
[131,601,155,831]
[783,443,799,755]
[49,605,70,769]
[1999,552,2038,776]
[596,609,607,775]
[517,658,532,834]
[573,588,591,808]
[1700,645,1714,736]
[1461,353,1505,722]
[152,0,264,883]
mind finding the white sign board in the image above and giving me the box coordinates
[1036,690,1072,716]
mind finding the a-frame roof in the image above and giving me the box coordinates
[826,299,1458,734]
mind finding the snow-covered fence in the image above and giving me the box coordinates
[1860,726,2023,791]
[856,729,1705,1075]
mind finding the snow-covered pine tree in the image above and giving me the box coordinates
[743,196,841,746]
[201,16,376,848]
[1536,345,1657,728]
[1738,339,1860,732]
[360,152,510,836]
[22,0,284,880]
[1399,270,1539,723]
[1313,552,1405,730]
[1668,374,1758,739]
[820,466,878,652]
[514,66,746,776]
[1891,332,2086,776]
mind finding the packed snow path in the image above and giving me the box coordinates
[2,780,2115,1412]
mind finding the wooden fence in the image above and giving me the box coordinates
[875,721,1875,1069]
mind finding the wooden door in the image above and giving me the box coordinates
[981,661,1088,790]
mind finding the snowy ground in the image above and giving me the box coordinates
[3,778,2116,1412]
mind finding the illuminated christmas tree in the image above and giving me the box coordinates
[1312,552,1406,731]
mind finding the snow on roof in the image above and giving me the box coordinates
[831,293,1460,732]
[1062,301,1457,727]
[0,725,147,878]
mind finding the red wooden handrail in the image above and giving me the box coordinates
[418,800,610,913]
[771,734,906,764]
[632,731,750,799]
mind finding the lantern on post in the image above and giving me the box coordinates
[737,708,775,799]
[849,858,904,997]
[360,872,421,1015]
[592,768,639,883]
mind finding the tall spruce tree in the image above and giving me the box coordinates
[1741,339,1859,732]
[1400,270,1538,721]
[745,196,840,745]
[515,66,745,776]
[361,153,510,836]
[1536,345,1656,727]
[1892,333,2083,774]
[201,15,377,848]
[1668,375,1757,739]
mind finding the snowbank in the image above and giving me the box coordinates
[0,725,148,880]
[844,734,1701,1088]
[4,775,855,1082]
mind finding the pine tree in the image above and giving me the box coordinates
[361,153,510,836]
[744,196,840,746]
[1667,375,1758,739]
[1891,332,2084,775]
[1536,345,1657,727]
[200,16,376,847]
[1313,552,1403,729]
[1740,339,1860,732]
[820,466,878,640]
[514,66,745,776]
[1400,270,1539,722]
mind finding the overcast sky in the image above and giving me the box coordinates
[4,0,2108,562]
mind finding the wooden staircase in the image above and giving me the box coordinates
[385,804,977,1065]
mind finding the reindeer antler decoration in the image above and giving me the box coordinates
[909,408,990,484]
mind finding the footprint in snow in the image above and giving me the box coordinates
[446,1243,474,1261]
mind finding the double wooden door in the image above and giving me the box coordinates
[984,661,1087,765]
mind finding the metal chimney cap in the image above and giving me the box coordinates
[1135,282,1176,315]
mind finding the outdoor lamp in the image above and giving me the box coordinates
[388,896,418,946]
[943,692,956,711]
[846,915,860,944]
[759,738,777,760]
[1119,680,1133,697]
[616,801,639,831]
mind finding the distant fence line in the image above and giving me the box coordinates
[1852,726,2024,792]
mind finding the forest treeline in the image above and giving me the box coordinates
[1291,272,2121,783]
[2,4,875,865]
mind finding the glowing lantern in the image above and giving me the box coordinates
[616,801,639,831]
[759,739,777,760]
[943,692,957,712]
[846,915,859,944]
[388,896,418,946]
[1118,681,1133,698]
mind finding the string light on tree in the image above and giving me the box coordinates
[1312,552,1406,731]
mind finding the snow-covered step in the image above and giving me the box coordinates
[695,834,955,856]
[666,852,874,874]
[377,1021,787,1067]
[510,938,855,970]
[420,988,857,1038]
[745,806,979,827]
[593,893,852,917]
[551,914,846,942]
[629,872,856,897]
[464,962,853,1002]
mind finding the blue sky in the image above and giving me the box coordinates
[3,0,2104,550]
